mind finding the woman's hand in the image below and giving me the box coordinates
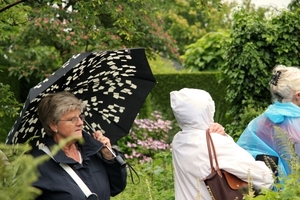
[93,130,114,160]
[209,123,226,136]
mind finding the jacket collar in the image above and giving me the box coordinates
[265,101,300,123]
[44,132,104,164]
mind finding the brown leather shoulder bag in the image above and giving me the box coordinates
[202,130,248,200]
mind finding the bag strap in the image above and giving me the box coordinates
[41,146,94,198]
[206,129,221,175]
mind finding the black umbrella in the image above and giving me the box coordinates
[6,48,156,148]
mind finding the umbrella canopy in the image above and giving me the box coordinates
[6,48,156,147]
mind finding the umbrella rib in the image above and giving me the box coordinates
[84,119,97,133]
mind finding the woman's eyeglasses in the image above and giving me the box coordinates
[59,114,85,124]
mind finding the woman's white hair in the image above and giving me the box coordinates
[270,65,300,102]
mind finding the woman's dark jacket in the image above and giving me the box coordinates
[31,132,127,200]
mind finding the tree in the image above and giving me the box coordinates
[180,0,271,72]
[1,0,181,84]
[158,0,235,55]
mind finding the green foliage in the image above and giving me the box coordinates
[7,46,62,82]
[226,104,266,141]
[180,0,271,73]
[0,0,180,86]
[0,143,45,200]
[182,31,230,71]
[138,95,154,119]
[0,83,21,142]
[288,0,300,11]
[157,0,234,55]
[148,54,183,74]
[111,151,174,200]
[0,83,20,118]
[0,0,29,57]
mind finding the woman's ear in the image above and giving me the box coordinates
[49,123,58,133]
[296,93,300,100]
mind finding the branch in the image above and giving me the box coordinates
[0,0,27,13]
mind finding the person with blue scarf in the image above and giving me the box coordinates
[237,65,300,177]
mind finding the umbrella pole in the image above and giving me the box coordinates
[84,120,126,167]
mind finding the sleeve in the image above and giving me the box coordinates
[212,133,274,189]
[101,149,127,196]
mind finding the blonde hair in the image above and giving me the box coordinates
[37,91,85,137]
[269,65,300,102]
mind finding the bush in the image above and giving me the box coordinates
[0,83,22,142]
[182,31,230,71]
[112,151,174,200]
[226,104,266,141]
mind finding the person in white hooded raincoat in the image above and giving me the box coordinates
[171,88,274,200]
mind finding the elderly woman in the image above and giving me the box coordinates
[171,88,273,200]
[31,91,127,200]
[237,65,300,176]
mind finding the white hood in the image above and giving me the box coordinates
[170,88,215,131]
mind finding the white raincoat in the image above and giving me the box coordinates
[171,88,274,200]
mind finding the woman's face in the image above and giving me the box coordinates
[292,93,300,107]
[50,109,84,142]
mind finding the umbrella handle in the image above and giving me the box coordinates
[105,145,117,157]
[103,145,126,167]
[104,145,126,167]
